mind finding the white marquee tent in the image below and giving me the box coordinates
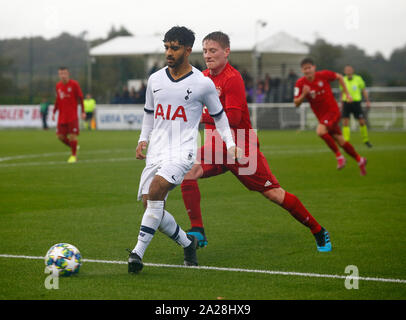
[90,31,309,79]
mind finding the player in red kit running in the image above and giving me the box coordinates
[52,67,86,163]
[294,58,367,175]
[180,32,331,253]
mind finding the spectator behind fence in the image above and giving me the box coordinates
[255,81,266,103]
[148,62,159,75]
[264,73,272,102]
[39,96,51,130]
[111,92,121,104]
[108,69,297,104]
[122,86,131,104]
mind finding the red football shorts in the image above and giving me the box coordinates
[319,112,342,135]
[198,144,280,192]
[57,120,80,136]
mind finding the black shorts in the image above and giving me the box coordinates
[342,101,365,119]
[85,112,93,120]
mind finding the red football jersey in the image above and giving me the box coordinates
[54,79,84,123]
[294,70,339,121]
[202,63,259,153]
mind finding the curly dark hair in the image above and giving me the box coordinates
[163,26,195,48]
[300,57,315,66]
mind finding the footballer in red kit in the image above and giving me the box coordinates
[52,67,86,163]
[181,32,332,253]
[294,58,367,175]
[199,62,278,192]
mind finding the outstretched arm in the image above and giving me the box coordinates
[203,79,241,159]
[336,73,353,103]
[362,89,371,108]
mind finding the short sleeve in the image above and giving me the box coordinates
[294,79,303,98]
[74,81,84,99]
[144,77,154,113]
[358,76,366,90]
[319,70,337,82]
[224,76,246,110]
[202,78,223,117]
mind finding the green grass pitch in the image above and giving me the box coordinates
[0,129,405,300]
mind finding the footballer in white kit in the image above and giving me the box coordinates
[137,65,235,200]
[128,26,238,274]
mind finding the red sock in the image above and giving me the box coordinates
[181,179,203,228]
[342,142,361,162]
[70,140,78,156]
[281,192,322,234]
[320,133,341,156]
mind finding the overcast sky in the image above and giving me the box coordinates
[0,0,405,58]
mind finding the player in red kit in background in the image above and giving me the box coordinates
[181,32,332,253]
[52,67,86,163]
[294,58,367,175]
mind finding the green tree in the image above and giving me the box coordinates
[308,38,342,71]
[0,56,14,97]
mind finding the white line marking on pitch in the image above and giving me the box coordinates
[1,254,405,284]
[0,148,132,162]
[0,157,135,168]
[1,145,405,168]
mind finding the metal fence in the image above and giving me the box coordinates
[1,102,406,131]
[249,102,406,131]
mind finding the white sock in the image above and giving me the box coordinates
[132,200,164,258]
[159,210,191,248]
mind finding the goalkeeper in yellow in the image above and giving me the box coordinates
[339,65,372,147]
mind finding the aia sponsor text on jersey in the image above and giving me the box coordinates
[155,104,188,122]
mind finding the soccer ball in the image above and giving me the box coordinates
[44,243,82,276]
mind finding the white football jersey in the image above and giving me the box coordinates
[143,66,224,164]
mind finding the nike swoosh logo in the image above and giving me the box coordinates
[153,89,162,93]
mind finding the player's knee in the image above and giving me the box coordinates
[263,187,285,205]
[142,196,148,209]
[342,118,349,126]
[316,124,328,137]
[184,165,203,180]
[148,177,170,200]
[334,135,346,146]
[68,134,77,141]
[317,128,327,137]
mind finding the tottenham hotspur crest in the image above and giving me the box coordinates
[185,88,192,100]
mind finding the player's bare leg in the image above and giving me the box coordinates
[262,187,331,252]
[57,133,70,147]
[129,175,198,273]
[181,163,208,248]
[316,124,346,170]
[332,133,367,176]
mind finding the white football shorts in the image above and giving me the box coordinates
[137,158,194,201]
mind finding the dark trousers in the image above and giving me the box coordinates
[41,112,48,129]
